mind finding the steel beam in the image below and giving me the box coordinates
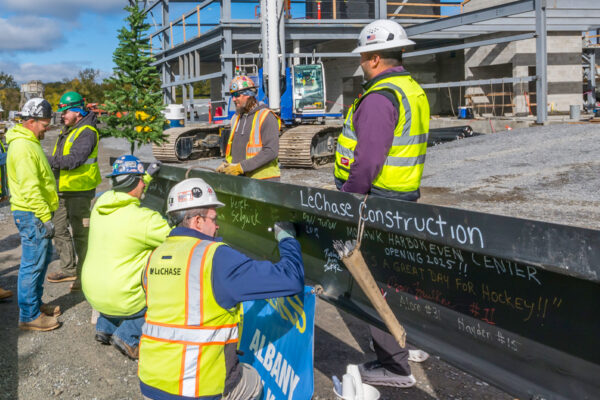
[536,0,548,124]
[151,34,223,65]
[221,0,233,99]
[160,71,223,88]
[143,166,600,400]
[421,76,536,90]
[142,0,163,15]
[404,33,536,59]
[376,0,387,19]
[405,0,535,36]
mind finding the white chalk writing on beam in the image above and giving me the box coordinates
[299,189,485,249]
[323,248,343,273]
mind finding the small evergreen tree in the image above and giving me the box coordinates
[101,3,165,154]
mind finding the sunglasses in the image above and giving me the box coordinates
[232,92,244,98]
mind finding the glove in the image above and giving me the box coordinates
[273,222,296,242]
[223,163,244,176]
[43,221,55,239]
[216,162,228,173]
[146,161,162,177]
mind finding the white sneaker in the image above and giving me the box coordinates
[408,349,429,363]
[368,339,429,363]
[358,361,417,388]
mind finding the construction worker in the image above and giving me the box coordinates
[6,98,61,331]
[138,178,304,400]
[334,20,430,388]
[46,91,101,290]
[216,75,281,180]
[82,155,169,360]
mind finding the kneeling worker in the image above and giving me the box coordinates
[82,155,170,359]
[216,75,281,180]
[139,178,304,400]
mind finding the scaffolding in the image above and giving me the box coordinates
[144,0,600,124]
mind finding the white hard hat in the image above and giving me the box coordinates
[20,98,53,119]
[167,178,224,214]
[353,19,415,54]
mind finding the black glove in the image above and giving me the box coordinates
[146,161,162,177]
[43,221,55,239]
[273,222,296,242]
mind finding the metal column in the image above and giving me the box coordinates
[162,0,172,104]
[590,50,597,109]
[535,0,547,124]
[376,0,387,19]
[221,0,233,98]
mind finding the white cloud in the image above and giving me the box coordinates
[0,16,63,52]
[0,60,111,83]
[2,0,127,19]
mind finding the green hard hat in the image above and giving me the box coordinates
[58,91,85,112]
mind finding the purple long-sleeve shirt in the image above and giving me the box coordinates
[341,66,405,194]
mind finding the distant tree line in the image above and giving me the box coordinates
[0,68,211,121]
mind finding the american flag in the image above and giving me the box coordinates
[366,34,375,41]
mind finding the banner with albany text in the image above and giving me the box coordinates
[239,286,316,400]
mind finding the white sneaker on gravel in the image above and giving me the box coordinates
[358,361,417,388]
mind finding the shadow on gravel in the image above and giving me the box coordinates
[0,234,21,252]
[0,274,19,400]
[50,290,86,315]
[0,264,19,277]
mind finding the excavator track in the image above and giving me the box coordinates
[279,124,342,168]
[153,125,223,162]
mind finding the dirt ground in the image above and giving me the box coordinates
[0,127,530,400]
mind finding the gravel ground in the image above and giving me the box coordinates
[2,122,597,399]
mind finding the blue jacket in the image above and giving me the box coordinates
[170,227,305,309]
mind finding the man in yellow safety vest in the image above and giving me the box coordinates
[46,91,101,290]
[333,19,431,389]
[216,75,281,180]
[138,177,304,400]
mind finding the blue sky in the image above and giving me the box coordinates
[0,0,465,84]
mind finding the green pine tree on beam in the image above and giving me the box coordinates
[101,2,166,154]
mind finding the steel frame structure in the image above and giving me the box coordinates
[144,0,599,121]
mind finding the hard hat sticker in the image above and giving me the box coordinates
[192,187,203,198]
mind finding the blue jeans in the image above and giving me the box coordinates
[97,308,146,348]
[13,210,53,322]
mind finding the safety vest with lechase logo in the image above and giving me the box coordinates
[139,236,240,398]
[334,72,430,193]
[52,125,101,192]
[226,108,281,180]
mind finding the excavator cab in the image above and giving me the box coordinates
[292,63,326,115]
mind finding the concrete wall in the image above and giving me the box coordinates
[465,32,583,116]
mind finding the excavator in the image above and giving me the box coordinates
[152,0,343,168]
[152,61,343,168]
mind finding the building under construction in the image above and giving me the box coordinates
[144,0,599,125]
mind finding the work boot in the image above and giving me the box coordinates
[40,303,61,317]
[69,279,82,292]
[95,332,112,345]
[47,271,77,283]
[0,287,13,300]
[19,314,60,332]
[111,336,139,360]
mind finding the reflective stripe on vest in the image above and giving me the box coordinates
[139,237,239,398]
[225,108,281,180]
[143,322,238,344]
[334,73,429,193]
[52,125,101,191]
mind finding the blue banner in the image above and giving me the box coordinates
[239,286,316,400]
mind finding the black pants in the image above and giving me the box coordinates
[370,325,411,376]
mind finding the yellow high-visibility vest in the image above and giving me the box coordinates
[52,125,101,191]
[139,236,240,398]
[334,73,430,193]
[226,108,281,180]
